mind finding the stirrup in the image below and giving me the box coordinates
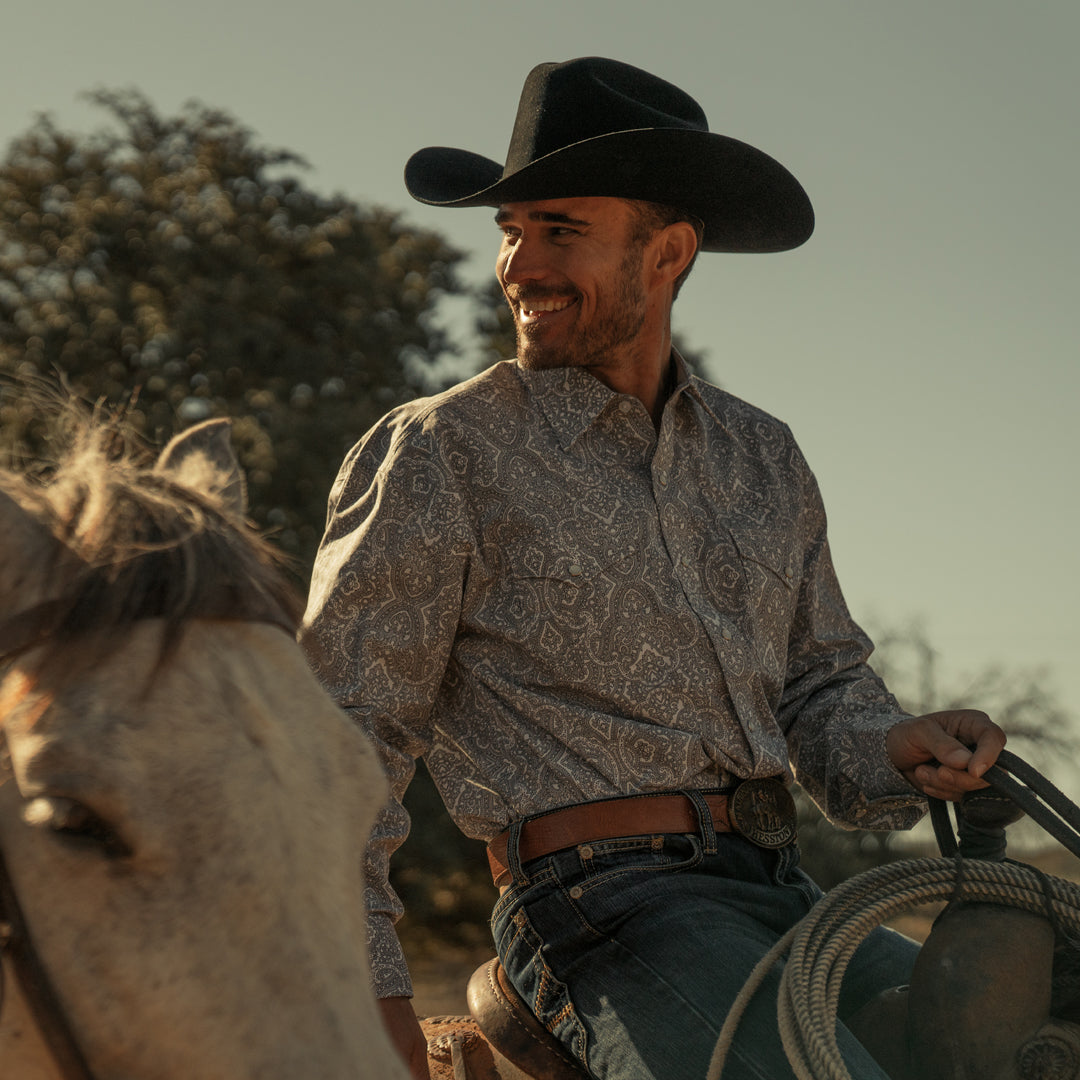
[467,958,589,1079]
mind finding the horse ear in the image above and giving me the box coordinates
[155,419,248,517]
[0,483,66,611]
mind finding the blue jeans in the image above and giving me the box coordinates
[491,821,917,1080]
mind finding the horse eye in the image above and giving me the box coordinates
[23,796,132,859]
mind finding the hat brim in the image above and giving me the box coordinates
[405,128,814,254]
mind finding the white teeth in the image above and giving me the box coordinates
[522,298,572,315]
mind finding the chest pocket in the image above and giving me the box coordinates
[490,531,640,642]
[729,527,800,593]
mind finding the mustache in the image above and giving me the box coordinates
[505,286,580,307]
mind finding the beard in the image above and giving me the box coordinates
[510,245,648,372]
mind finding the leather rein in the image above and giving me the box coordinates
[0,823,97,1080]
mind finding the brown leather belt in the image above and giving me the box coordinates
[486,780,797,888]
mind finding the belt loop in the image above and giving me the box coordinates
[505,819,530,885]
[684,790,718,856]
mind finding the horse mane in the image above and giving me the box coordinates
[2,396,303,673]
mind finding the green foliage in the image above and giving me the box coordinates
[0,89,464,576]
[472,277,517,368]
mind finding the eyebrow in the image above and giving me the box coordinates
[494,209,591,228]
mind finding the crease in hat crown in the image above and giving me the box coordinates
[404,56,814,254]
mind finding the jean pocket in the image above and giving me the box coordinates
[570,831,704,892]
[497,905,590,1067]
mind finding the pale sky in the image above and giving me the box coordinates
[2,1,1077,709]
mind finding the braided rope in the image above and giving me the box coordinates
[706,856,1080,1080]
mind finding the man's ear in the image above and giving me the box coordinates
[650,221,699,288]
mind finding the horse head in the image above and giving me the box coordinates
[0,410,406,1079]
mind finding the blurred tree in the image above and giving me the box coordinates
[473,277,517,370]
[0,89,463,576]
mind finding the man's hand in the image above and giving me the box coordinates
[379,996,431,1080]
[886,709,1006,801]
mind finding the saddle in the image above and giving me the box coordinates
[421,957,587,1080]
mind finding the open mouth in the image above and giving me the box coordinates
[517,296,577,325]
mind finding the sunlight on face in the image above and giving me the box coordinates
[495,197,652,372]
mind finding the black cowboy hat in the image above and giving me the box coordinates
[405,56,814,254]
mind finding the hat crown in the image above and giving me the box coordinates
[504,57,708,175]
[403,56,814,253]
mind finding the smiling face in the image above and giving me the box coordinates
[495,196,655,373]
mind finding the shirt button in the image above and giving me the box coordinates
[578,844,593,859]
[569,886,583,899]
[657,472,668,486]
[785,567,794,580]
[568,563,583,576]
[618,400,632,414]
[721,628,733,641]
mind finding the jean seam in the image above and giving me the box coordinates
[502,905,591,1068]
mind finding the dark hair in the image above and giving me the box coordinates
[627,200,704,299]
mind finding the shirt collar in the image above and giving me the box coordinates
[515,364,621,451]
[515,349,699,452]
[673,349,727,428]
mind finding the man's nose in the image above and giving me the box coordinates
[500,238,549,284]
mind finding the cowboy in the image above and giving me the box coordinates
[301,57,1006,1079]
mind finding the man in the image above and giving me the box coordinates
[301,57,1005,1079]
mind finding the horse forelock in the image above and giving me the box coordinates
[1,413,302,673]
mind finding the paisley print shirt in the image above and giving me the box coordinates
[301,353,925,998]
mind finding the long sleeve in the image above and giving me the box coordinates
[778,451,924,831]
[301,409,472,998]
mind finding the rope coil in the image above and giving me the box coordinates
[707,751,1080,1080]
[708,857,1080,1080]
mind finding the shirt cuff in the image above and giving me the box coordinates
[834,717,927,830]
[367,913,415,1000]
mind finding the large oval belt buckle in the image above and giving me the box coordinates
[728,778,798,849]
